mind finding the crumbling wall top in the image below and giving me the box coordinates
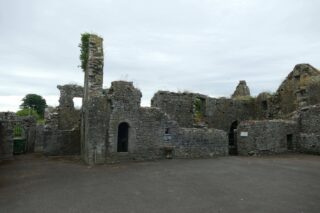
[231,80,251,98]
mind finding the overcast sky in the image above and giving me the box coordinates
[0,0,319,111]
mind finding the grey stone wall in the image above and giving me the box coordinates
[151,91,195,127]
[57,84,83,130]
[273,64,320,116]
[106,82,228,163]
[44,107,59,130]
[0,113,37,158]
[151,91,257,132]
[298,105,320,134]
[206,98,257,131]
[134,107,180,161]
[296,104,320,154]
[34,125,44,152]
[175,128,228,158]
[106,81,142,162]
[297,134,320,154]
[237,120,298,155]
[17,116,37,153]
[305,76,320,105]
[0,120,13,160]
[81,34,107,164]
[150,64,320,134]
[231,80,251,98]
[43,130,80,155]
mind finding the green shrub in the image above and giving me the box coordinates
[79,33,90,71]
[16,108,40,120]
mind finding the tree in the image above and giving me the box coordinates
[20,94,47,118]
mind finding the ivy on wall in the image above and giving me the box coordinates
[79,33,90,71]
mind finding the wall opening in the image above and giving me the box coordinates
[13,124,26,154]
[287,134,293,151]
[73,97,83,109]
[117,122,129,152]
[193,97,206,124]
[228,120,238,155]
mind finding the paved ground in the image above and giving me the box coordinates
[0,154,320,213]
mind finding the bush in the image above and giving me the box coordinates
[16,108,40,120]
[79,33,90,71]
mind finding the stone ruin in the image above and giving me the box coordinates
[1,34,320,164]
[0,112,36,159]
[231,80,251,98]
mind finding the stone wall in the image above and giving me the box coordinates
[206,98,257,131]
[43,130,80,155]
[0,113,37,158]
[57,84,83,130]
[106,82,228,163]
[81,34,107,164]
[17,116,37,153]
[296,105,320,154]
[175,128,228,158]
[151,91,195,127]
[298,134,320,155]
[237,120,297,155]
[305,76,320,105]
[34,125,44,152]
[150,64,320,133]
[298,105,320,134]
[106,81,142,162]
[134,107,179,161]
[0,120,13,160]
[151,91,257,132]
[273,64,320,116]
[231,80,251,98]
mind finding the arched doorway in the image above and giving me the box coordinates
[228,121,238,155]
[117,122,129,152]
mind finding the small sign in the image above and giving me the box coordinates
[240,132,248,137]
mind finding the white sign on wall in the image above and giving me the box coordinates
[240,132,248,137]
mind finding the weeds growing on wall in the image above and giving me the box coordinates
[79,33,90,71]
[193,97,205,124]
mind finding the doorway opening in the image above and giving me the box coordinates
[117,122,129,152]
[287,134,293,151]
[229,121,238,155]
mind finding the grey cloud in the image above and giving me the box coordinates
[0,0,319,111]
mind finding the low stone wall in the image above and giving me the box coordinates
[24,119,36,153]
[296,105,320,154]
[298,105,320,134]
[0,121,13,160]
[297,134,320,154]
[34,125,44,152]
[43,130,80,155]
[237,120,297,155]
[174,128,228,158]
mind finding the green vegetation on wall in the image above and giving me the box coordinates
[79,33,90,71]
[16,108,40,119]
[193,97,205,124]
